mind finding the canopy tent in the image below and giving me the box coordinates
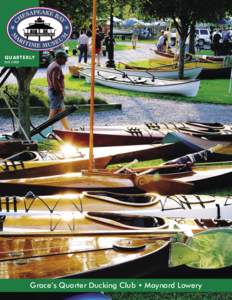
[106,16,123,26]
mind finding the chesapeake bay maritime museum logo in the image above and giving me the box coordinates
[7,7,72,50]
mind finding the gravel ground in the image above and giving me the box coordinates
[1,89,232,134]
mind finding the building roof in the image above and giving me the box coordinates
[25,17,54,30]
[26,23,54,29]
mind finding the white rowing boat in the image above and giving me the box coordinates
[80,69,200,97]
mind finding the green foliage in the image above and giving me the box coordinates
[41,0,141,29]
[0,85,48,108]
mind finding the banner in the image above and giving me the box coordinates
[0,279,232,293]
[0,0,39,67]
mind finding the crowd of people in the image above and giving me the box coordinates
[156,26,232,56]
[76,25,114,66]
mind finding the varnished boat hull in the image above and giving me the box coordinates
[53,129,164,147]
[0,140,37,158]
[0,234,170,278]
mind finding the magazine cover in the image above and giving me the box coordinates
[0,0,232,299]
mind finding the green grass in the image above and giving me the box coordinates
[32,75,232,105]
[196,50,214,56]
[114,44,133,51]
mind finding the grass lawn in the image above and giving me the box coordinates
[64,40,132,53]
[196,49,214,56]
[32,75,232,105]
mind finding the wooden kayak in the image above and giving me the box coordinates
[80,70,201,97]
[78,122,230,132]
[53,128,164,147]
[163,132,232,155]
[0,170,193,196]
[0,140,37,158]
[54,122,232,147]
[133,161,232,191]
[0,143,185,179]
[1,192,231,220]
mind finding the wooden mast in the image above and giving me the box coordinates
[89,0,97,171]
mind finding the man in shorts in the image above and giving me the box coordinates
[47,50,70,129]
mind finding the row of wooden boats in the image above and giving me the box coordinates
[153,50,232,79]
[0,121,232,278]
[53,121,232,147]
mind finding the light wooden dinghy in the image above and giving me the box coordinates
[80,69,200,97]
[0,192,232,220]
[71,64,202,80]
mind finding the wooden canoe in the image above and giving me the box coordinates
[0,140,37,158]
[1,192,232,220]
[0,143,185,180]
[80,70,201,97]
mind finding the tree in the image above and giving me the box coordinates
[12,68,37,139]
[140,0,232,78]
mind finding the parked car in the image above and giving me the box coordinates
[195,28,211,49]
[39,51,54,68]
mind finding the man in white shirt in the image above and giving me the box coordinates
[157,30,165,52]
[78,29,89,63]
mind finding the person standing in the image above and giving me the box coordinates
[95,29,103,66]
[78,29,89,63]
[47,50,70,130]
[131,25,139,49]
[157,30,165,52]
